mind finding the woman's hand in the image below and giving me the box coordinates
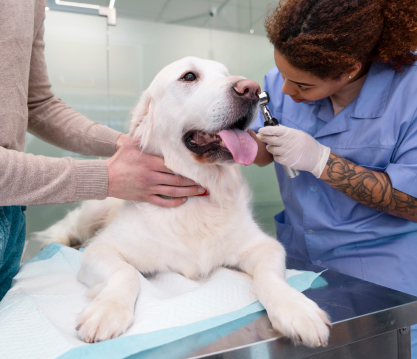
[106,137,206,207]
[247,129,273,167]
[257,126,330,177]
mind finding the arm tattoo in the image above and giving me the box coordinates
[321,153,417,222]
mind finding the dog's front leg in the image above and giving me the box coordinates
[76,242,140,343]
[238,238,330,347]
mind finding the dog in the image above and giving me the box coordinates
[35,57,330,346]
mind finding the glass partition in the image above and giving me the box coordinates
[23,1,283,261]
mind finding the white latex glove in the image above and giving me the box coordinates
[257,126,330,178]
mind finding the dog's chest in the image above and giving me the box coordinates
[120,196,248,279]
[165,220,231,279]
[137,203,236,278]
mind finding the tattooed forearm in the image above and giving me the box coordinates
[320,153,417,222]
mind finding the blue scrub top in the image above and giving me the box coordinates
[252,62,417,297]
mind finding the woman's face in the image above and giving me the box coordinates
[274,49,359,103]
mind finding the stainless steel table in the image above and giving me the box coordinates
[127,258,417,359]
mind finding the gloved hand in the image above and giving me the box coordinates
[257,126,330,178]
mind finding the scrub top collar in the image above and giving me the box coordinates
[306,63,396,139]
[314,103,351,138]
[350,63,395,119]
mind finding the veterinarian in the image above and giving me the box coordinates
[0,0,204,301]
[250,0,417,354]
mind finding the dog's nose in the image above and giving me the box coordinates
[233,80,261,101]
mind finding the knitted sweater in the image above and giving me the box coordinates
[0,0,121,206]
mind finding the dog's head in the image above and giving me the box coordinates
[130,57,260,177]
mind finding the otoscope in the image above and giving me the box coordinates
[259,91,300,179]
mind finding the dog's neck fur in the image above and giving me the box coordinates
[165,155,246,208]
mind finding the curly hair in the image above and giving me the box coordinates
[265,0,417,79]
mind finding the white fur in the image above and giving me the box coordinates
[36,57,330,346]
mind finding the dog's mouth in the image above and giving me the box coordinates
[184,114,258,166]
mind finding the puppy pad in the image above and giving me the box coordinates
[0,244,324,359]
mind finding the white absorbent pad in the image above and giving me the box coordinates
[0,244,324,359]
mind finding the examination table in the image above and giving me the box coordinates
[128,258,417,359]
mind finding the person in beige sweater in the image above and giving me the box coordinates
[0,0,203,300]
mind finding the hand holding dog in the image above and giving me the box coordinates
[257,126,330,178]
[106,136,205,207]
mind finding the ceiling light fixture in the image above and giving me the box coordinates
[249,0,254,34]
[55,0,100,10]
[54,0,117,25]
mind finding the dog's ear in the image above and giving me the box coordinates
[129,89,154,150]
[129,89,152,135]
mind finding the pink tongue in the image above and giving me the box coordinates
[218,129,257,166]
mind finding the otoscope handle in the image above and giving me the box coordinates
[283,165,300,179]
[259,91,300,179]
[264,119,300,179]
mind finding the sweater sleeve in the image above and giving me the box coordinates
[27,20,121,157]
[0,147,109,206]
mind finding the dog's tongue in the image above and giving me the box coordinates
[218,129,257,166]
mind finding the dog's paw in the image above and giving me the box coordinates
[76,299,134,343]
[267,289,331,347]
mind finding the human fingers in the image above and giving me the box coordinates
[266,144,291,157]
[153,185,206,198]
[247,129,258,139]
[256,133,289,147]
[258,125,291,137]
[270,154,292,167]
[146,155,175,174]
[147,194,188,208]
[145,155,199,186]
[154,172,200,187]
[136,152,175,174]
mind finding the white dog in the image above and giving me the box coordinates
[36,57,330,346]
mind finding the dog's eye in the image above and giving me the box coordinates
[183,72,197,82]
